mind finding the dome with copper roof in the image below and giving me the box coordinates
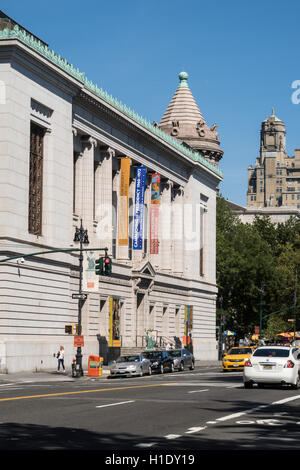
[159,72,223,166]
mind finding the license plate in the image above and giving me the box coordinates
[263,365,273,370]
[233,364,240,367]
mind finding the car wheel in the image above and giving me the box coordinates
[179,362,184,371]
[257,383,265,389]
[244,381,253,389]
[189,361,195,370]
[291,374,300,390]
[148,366,152,376]
[160,364,164,374]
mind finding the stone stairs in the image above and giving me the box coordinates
[120,347,145,355]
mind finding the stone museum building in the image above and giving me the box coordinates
[0,12,223,372]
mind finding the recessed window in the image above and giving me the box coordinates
[28,122,45,235]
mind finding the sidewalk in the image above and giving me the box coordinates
[0,361,221,385]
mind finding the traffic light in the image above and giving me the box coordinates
[104,256,112,276]
[95,257,104,275]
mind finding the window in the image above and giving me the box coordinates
[28,122,45,235]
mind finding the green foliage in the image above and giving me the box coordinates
[216,197,300,340]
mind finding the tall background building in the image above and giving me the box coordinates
[247,109,300,211]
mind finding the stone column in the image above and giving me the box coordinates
[75,136,97,236]
[95,146,114,255]
[172,185,184,276]
[160,180,172,273]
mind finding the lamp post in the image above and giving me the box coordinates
[73,219,89,376]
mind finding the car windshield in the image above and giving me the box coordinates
[116,355,140,363]
[253,348,290,358]
[168,350,181,357]
[143,351,161,358]
[227,348,252,355]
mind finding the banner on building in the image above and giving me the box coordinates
[118,157,131,246]
[183,305,193,347]
[133,166,146,250]
[150,173,160,254]
[109,297,121,347]
[82,251,99,292]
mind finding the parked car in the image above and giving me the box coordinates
[109,353,152,377]
[143,350,174,373]
[243,346,300,389]
[168,349,195,371]
[222,346,255,372]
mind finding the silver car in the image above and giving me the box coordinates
[109,353,152,378]
[243,346,300,389]
[168,349,195,371]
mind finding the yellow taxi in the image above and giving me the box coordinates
[222,346,255,372]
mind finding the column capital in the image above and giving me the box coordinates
[81,135,98,150]
[100,146,115,159]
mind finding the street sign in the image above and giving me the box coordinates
[74,335,84,347]
[72,293,88,300]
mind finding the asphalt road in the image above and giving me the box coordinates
[0,365,300,459]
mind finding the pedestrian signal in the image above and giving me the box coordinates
[65,324,77,334]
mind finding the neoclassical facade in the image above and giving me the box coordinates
[0,13,222,372]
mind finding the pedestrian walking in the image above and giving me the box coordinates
[57,345,65,372]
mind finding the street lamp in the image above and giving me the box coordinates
[73,219,89,376]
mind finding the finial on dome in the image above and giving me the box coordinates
[178,71,189,88]
[272,107,275,116]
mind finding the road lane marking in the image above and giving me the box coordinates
[96,400,135,408]
[165,434,181,439]
[215,395,300,423]
[0,382,177,402]
[185,426,207,434]
[188,389,209,394]
[135,443,156,448]
[167,382,239,387]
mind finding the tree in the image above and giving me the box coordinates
[216,197,300,340]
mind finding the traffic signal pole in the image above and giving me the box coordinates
[0,246,109,264]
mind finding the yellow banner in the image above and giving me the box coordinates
[118,157,131,246]
[109,297,121,347]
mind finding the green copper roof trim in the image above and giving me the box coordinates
[0,25,222,178]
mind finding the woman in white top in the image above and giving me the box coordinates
[57,346,65,372]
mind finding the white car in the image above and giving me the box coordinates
[243,346,300,389]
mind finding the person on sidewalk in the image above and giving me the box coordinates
[57,346,65,372]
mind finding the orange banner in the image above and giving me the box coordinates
[118,157,131,246]
[150,173,160,254]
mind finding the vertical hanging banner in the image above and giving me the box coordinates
[150,173,160,254]
[118,157,131,246]
[83,251,99,292]
[133,166,146,250]
[109,297,121,347]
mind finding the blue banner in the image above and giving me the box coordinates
[133,166,146,250]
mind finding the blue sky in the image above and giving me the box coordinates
[2,0,300,206]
